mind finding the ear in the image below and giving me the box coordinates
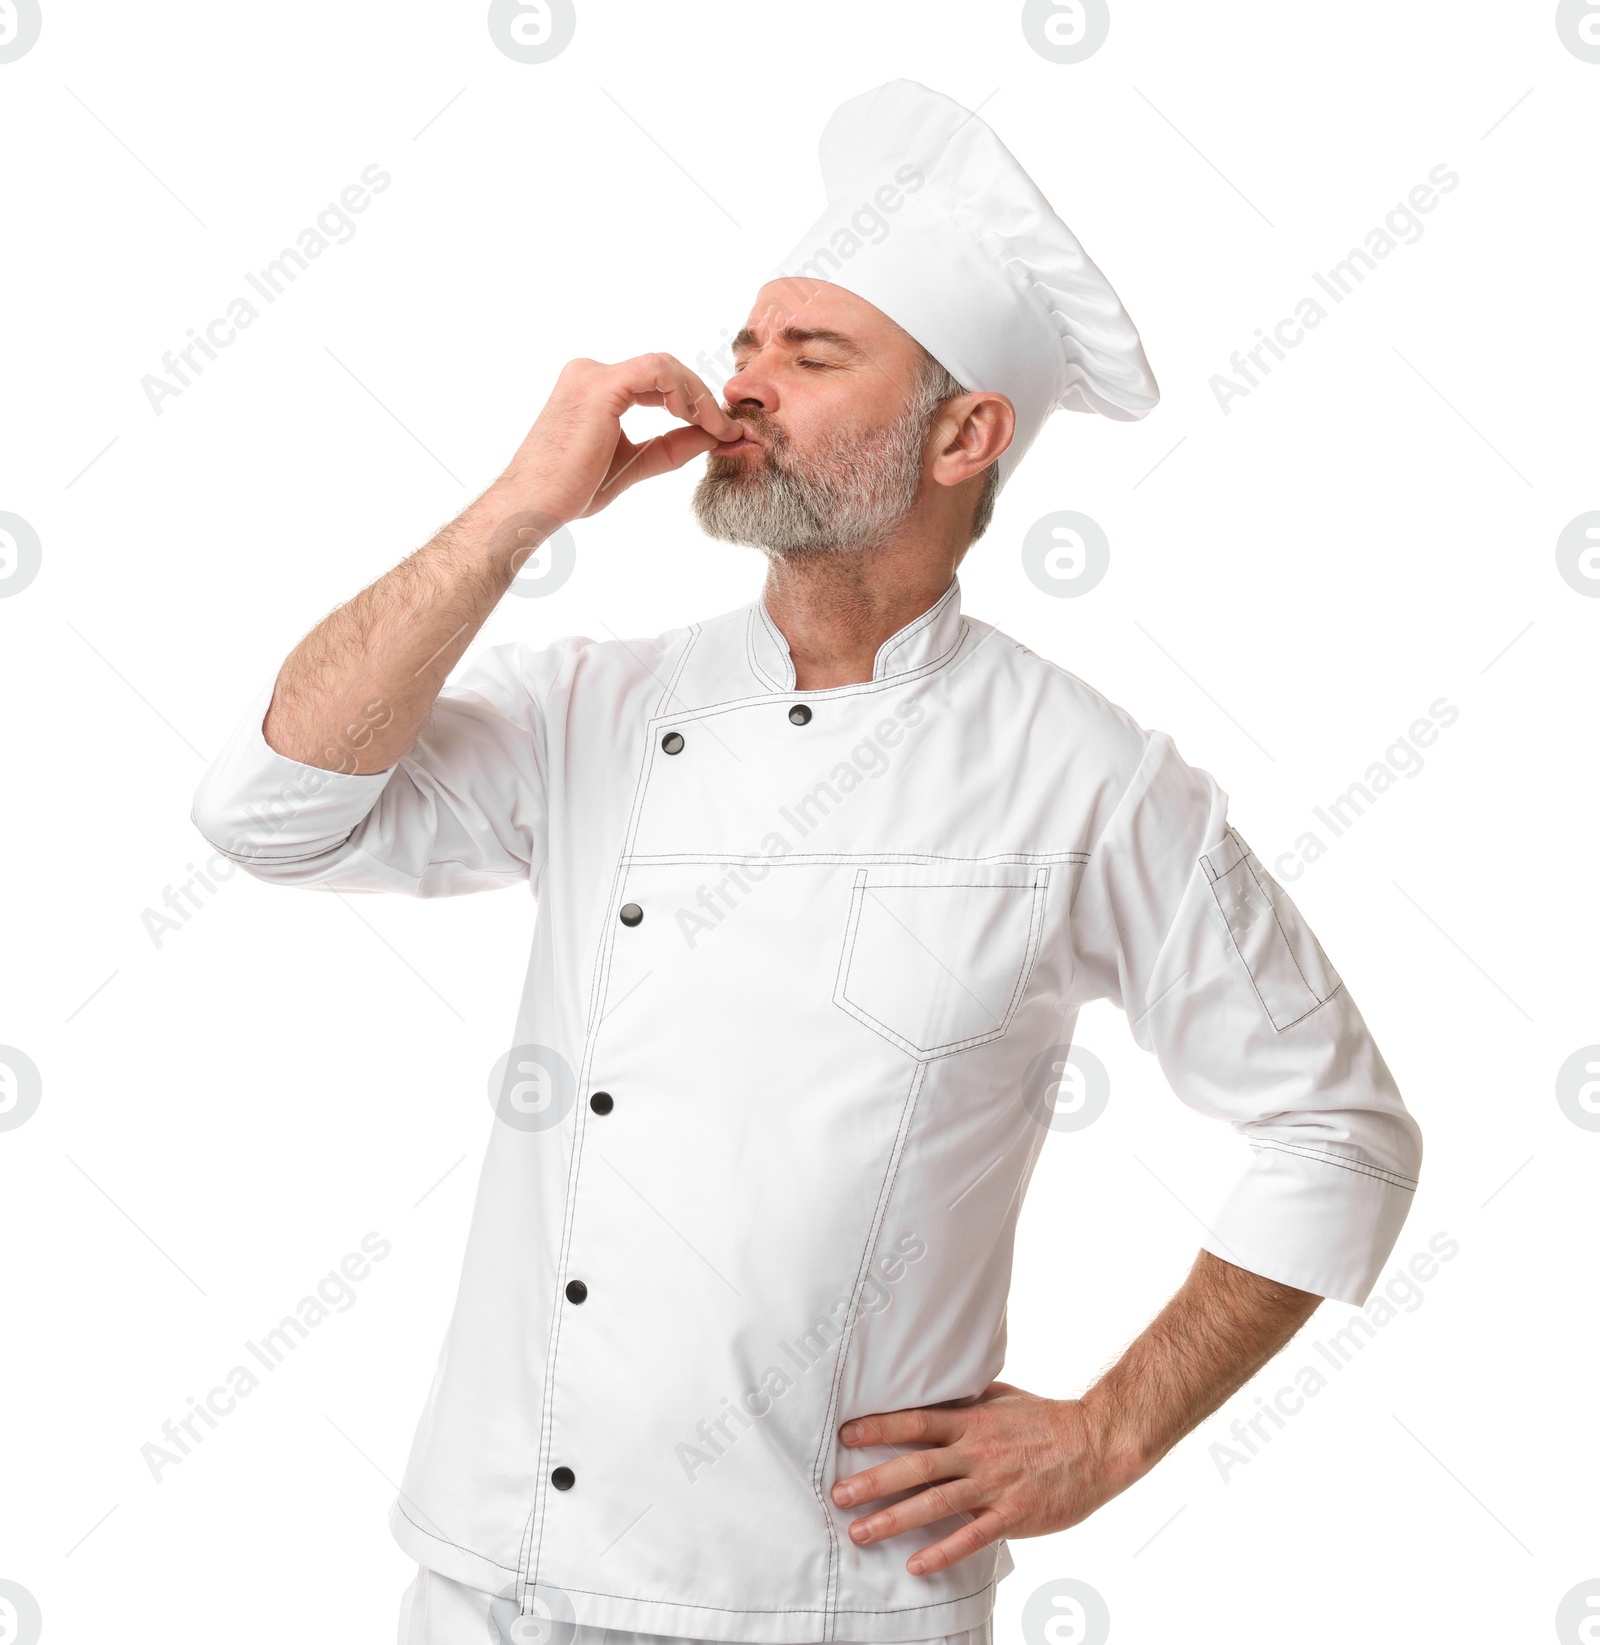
[928,392,1015,488]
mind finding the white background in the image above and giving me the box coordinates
[2,2,1597,1641]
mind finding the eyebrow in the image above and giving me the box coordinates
[730,324,865,357]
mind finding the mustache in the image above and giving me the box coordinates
[724,408,785,450]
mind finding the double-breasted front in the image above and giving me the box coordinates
[193,579,1421,1643]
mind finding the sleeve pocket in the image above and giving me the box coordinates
[1201,828,1342,1031]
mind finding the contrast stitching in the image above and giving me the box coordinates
[412,859,525,879]
[1255,1135,1419,1185]
[1002,869,1051,1025]
[192,819,358,866]
[1207,866,1345,1033]
[1252,1137,1418,1190]
[810,1059,928,1639]
[397,1505,1001,1616]
[1268,981,1346,1033]
[650,623,701,721]
[624,851,1090,868]
[515,1498,538,1618]
[830,873,867,1016]
[1206,880,1281,1027]
[1238,847,1330,1004]
[541,1575,998,1617]
[393,1500,520,1576]
[704,624,980,717]
[1216,828,1340,1013]
[746,604,793,692]
[862,882,1038,890]
[758,600,798,690]
[745,606,784,692]
[833,874,1050,1059]
[872,583,962,678]
[527,655,678,1592]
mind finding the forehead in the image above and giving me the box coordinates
[738,278,918,357]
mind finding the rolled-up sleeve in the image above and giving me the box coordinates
[1071,730,1423,1305]
[191,641,557,897]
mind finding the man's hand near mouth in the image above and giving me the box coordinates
[260,350,740,773]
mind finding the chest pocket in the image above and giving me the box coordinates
[833,864,1051,1060]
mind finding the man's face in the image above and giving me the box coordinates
[692,279,939,557]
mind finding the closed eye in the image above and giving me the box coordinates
[731,355,838,373]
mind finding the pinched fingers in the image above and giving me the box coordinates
[604,352,742,443]
[596,420,725,499]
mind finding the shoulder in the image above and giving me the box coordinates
[963,614,1152,774]
[454,614,705,713]
[961,613,1231,838]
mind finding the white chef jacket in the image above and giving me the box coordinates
[192,577,1421,1644]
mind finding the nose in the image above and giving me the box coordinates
[721,356,775,418]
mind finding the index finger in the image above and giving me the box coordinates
[607,352,741,443]
[840,1405,965,1449]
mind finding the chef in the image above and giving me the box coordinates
[193,80,1422,1645]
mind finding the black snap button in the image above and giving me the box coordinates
[550,1466,575,1491]
[589,1091,613,1115]
[788,703,812,725]
[565,1279,588,1304]
[661,731,685,755]
[619,903,643,926]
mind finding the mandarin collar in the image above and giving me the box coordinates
[747,577,965,693]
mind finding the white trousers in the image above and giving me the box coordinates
[398,1567,994,1645]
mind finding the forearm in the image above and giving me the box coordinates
[259,352,739,775]
[831,1249,1324,1572]
[1082,1249,1321,1475]
[262,483,550,772]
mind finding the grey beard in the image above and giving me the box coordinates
[691,404,928,558]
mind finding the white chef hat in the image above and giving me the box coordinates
[770,79,1159,489]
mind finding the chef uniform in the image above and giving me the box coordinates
[192,81,1421,1645]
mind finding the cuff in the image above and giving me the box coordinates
[1201,1141,1417,1306]
[191,680,395,868]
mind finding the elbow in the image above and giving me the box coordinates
[190,764,274,869]
[189,771,354,883]
[190,770,254,866]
